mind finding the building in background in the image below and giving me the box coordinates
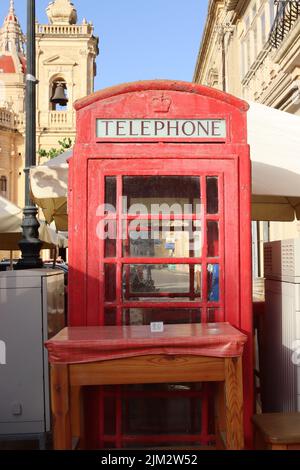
[36,0,98,155]
[0,0,99,208]
[194,0,300,278]
[0,0,26,205]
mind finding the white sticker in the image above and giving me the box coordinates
[150,322,164,333]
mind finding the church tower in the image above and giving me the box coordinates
[0,0,25,205]
[36,0,99,158]
[0,0,26,113]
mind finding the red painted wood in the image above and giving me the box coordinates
[239,144,253,449]
[69,80,252,449]
[116,176,123,327]
[102,434,215,445]
[201,174,208,322]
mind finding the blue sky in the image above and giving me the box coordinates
[0,0,208,90]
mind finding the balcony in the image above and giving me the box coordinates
[0,109,15,130]
[36,23,93,36]
[38,111,75,130]
[269,1,300,48]
[14,113,25,129]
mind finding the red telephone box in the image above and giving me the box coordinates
[69,80,253,448]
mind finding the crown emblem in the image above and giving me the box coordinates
[152,94,172,113]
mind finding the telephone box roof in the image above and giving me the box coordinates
[74,80,249,112]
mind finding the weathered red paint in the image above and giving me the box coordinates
[69,80,253,449]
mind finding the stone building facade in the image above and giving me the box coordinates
[194,0,300,276]
[0,0,99,207]
[0,0,26,205]
[36,0,99,155]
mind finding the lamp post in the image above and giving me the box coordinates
[17,0,43,269]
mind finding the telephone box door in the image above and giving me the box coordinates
[88,158,239,328]
[84,157,240,448]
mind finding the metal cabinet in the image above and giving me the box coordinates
[0,269,64,443]
[263,239,300,412]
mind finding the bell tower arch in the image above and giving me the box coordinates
[36,0,99,160]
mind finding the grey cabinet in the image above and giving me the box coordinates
[0,270,64,438]
[263,239,300,412]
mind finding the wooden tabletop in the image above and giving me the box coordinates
[45,322,247,364]
[253,413,300,444]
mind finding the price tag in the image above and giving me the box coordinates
[150,322,164,333]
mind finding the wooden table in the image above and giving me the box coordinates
[253,413,300,450]
[45,323,247,450]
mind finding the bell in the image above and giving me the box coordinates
[51,83,68,106]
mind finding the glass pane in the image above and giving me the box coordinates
[104,177,117,257]
[206,177,218,214]
[104,221,117,257]
[103,392,116,435]
[123,176,201,213]
[123,308,201,325]
[123,264,202,301]
[104,308,117,326]
[207,221,219,258]
[122,392,201,436]
[123,220,202,258]
[105,176,116,210]
[207,264,220,302]
[105,264,116,301]
[207,308,220,323]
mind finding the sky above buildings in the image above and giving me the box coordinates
[0,0,208,91]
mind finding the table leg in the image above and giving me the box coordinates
[51,364,72,450]
[224,357,244,450]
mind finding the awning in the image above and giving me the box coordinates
[0,195,67,251]
[30,151,70,231]
[248,101,300,221]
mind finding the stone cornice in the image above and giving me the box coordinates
[193,0,250,83]
[226,0,239,11]
[225,0,249,16]
[193,0,223,83]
